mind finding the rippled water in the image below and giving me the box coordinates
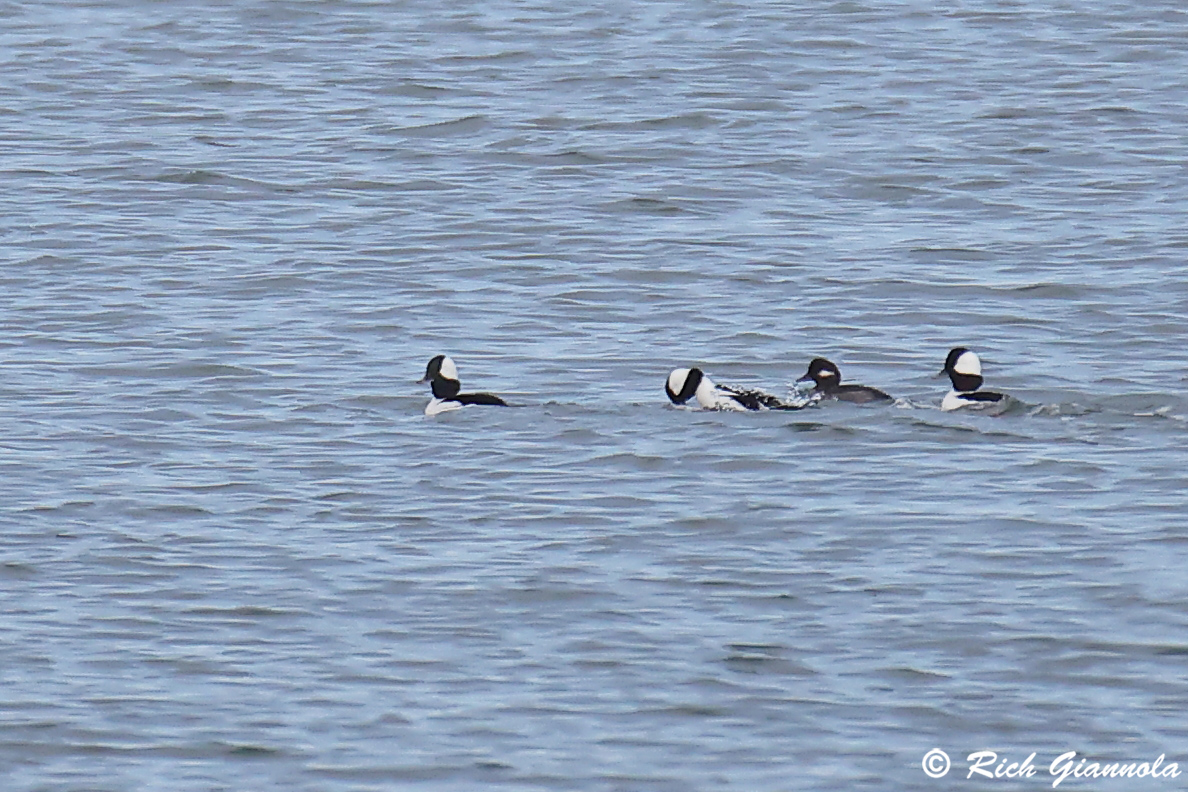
[3,1,1188,789]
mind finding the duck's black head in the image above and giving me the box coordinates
[941,347,984,392]
[797,357,841,391]
[665,367,704,405]
[420,354,461,399]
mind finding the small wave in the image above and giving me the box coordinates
[1,561,37,579]
[75,363,266,380]
[1093,393,1188,422]
[150,170,294,192]
[380,81,452,98]
[1134,405,1186,423]
[908,247,994,262]
[193,135,235,148]
[1027,402,1097,418]
[581,112,720,132]
[395,114,488,137]
[784,421,860,435]
[598,196,696,216]
[540,149,612,166]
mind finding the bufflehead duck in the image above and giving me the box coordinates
[939,347,1007,411]
[795,357,892,404]
[419,355,508,416]
[666,367,798,411]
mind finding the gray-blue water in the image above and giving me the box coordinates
[3,1,1188,789]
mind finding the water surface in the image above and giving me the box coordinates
[2,1,1187,789]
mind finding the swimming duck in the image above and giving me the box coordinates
[419,355,508,416]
